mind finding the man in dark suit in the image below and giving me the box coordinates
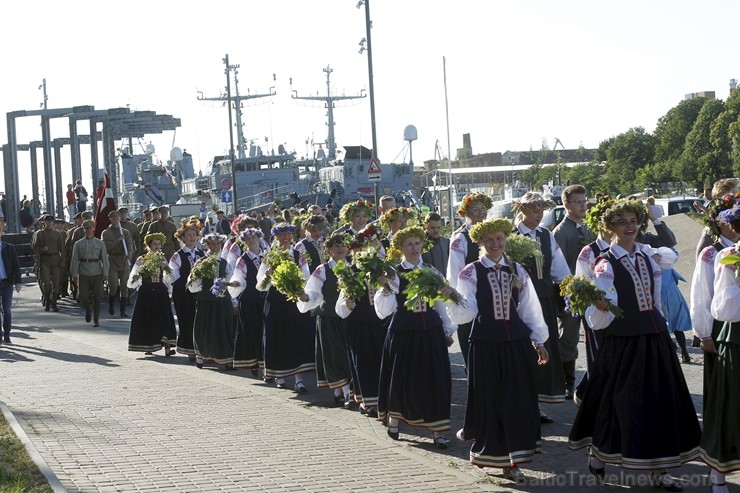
[206,210,231,235]
[421,212,449,274]
[553,184,595,399]
[0,215,23,344]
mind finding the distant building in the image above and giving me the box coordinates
[684,91,716,100]
[730,79,737,95]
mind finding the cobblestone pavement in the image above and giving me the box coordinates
[1,281,738,492]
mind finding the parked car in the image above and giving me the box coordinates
[540,205,566,231]
[647,197,701,216]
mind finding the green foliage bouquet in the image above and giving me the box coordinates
[138,251,170,279]
[353,246,396,287]
[401,266,464,310]
[718,245,740,278]
[186,255,219,289]
[258,246,294,290]
[333,261,366,301]
[505,234,543,265]
[559,274,623,318]
[271,261,306,301]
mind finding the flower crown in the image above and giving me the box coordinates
[583,196,615,233]
[718,203,740,228]
[176,218,202,238]
[324,231,351,252]
[380,207,417,229]
[469,219,513,243]
[200,233,227,246]
[144,232,167,247]
[600,199,648,231]
[389,226,426,252]
[339,200,375,223]
[271,222,297,236]
[231,214,251,235]
[702,193,740,239]
[512,192,556,214]
[458,193,492,217]
[238,228,264,241]
[302,214,327,231]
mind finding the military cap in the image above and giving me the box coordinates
[108,210,121,219]
[158,205,169,212]
[73,212,83,220]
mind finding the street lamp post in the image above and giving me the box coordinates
[357,0,379,214]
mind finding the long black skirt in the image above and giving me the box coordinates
[460,337,541,468]
[315,315,351,389]
[193,293,236,365]
[536,296,565,403]
[346,309,386,408]
[568,331,701,470]
[700,321,740,473]
[173,286,197,356]
[128,281,177,352]
[263,291,315,378]
[378,326,451,432]
[234,298,263,369]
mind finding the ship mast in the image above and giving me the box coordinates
[198,62,276,160]
[291,65,365,161]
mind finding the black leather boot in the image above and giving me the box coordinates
[108,296,115,315]
[563,361,576,398]
[120,297,128,318]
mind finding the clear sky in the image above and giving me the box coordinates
[1,0,738,198]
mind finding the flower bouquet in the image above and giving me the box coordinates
[353,246,396,287]
[138,251,170,279]
[401,266,464,310]
[506,233,544,279]
[258,246,294,290]
[333,261,366,301]
[186,255,220,289]
[718,246,740,278]
[559,274,623,318]
[271,261,306,301]
[210,277,230,297]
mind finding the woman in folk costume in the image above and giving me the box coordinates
[379,207,416,250]
[690,193,740,410]
[374,226,457,450]
[127,233,177,357]
[167,219,206,361]
[188,233,237,370]
[511,192,570,423]
[448,219,549,480]
[701,203,740,493]
[228,228,266,374]
[297,232,353,406]
[335,225,388,418]
[447,193,491,371]
[294,215,327,275]
[225,215,268,271]
[256,222,315,392]
[569,200,700,491]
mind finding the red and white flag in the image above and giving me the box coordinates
[94,173,117,238]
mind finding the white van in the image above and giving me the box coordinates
[648,197,701,216]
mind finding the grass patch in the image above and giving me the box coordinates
[0,412,52,493]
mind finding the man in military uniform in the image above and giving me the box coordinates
[71,220,109,327]
[31,215,65,311]
[118,207,140,261]
[138,206,159,253]
[144,206,178,259]
[66,211,92,300]
[102,210,134,317]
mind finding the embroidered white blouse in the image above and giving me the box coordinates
[710,244,740,323]
[691,235,736,338]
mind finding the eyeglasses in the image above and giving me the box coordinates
[567,199,589,206]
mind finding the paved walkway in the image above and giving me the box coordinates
[1,281,738,492]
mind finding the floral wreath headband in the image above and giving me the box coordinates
[389,226,426,252]
[176,219,203,238]
[380,207,417,229]
[511,192,556,214]
[144,232,167,247]
[302,215,327,231]
[600,199,648,231]
[238,228,264,241]
[271,222,297,236]
[458,193,492,217]
[469,219,513,243]
[324,231,351,251]
[703,192,740,238]
[583,196,616,233]
[718,202,740,228]
[339,200,375,223]
[200,233,227,246]
[231,214,254,235]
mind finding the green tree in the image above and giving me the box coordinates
[653,98,706,164]
[562,162,606,196]
[680,99,725,188]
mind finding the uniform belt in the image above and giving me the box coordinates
[79,259,98,262]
